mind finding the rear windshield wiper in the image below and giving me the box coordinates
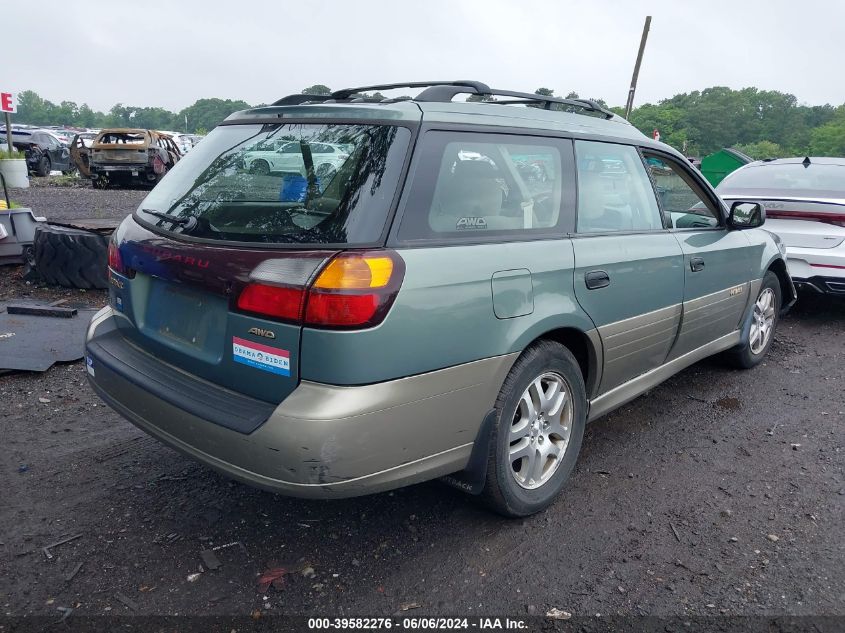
[141,209,195,227]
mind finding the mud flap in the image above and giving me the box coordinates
[439,409,496,495]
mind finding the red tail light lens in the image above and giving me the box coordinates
[305,292,382,327]
[236,250,405,329]
[766,210,845,226]
[237,284,305,322]
[108,241,125,274]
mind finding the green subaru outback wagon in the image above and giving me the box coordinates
[86,81,795,516]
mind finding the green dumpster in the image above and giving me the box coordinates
[700,148,753,188]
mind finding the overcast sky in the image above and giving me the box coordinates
[7,0,845,112]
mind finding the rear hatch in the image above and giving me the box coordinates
[107,117,413,404]
[721,197,845,249]
[717,160,845,249]
[91,130,150,165]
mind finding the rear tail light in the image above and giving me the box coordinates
[108,241,125,274]
[237,250,405,329]
[766,210,845,227]
[237,284,305,322]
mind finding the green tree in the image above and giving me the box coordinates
[301,84,331,95]
[809,107,845,156]
[177,98,251,133]
[733,140,787,160]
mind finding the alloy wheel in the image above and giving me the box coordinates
[750,287,776,354]
[508,372,573,490]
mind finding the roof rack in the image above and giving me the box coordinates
[273,80,617,119]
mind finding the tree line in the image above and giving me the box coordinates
[12,85,845,158]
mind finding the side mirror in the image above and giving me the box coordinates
[728,201,765,229]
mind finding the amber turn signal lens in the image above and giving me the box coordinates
[313,255,394,290]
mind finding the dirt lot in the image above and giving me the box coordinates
[1,184,843,624]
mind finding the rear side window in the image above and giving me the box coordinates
[398,132,572,241]
[575,141,663,233]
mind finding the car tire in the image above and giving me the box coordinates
[250,160,271,176]
[479,340,586,517]
[34,224,109,289]
[725,271,781,369]
[36,156,51,177]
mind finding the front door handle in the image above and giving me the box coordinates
[585,270,610,290]
[690,257,705,272]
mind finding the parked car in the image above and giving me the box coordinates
[242,139,349,177]
[159,131,193,155]
[717,157,845,296]
[85,81,795,517]
[0,128,74,176]
[71,128,181,188]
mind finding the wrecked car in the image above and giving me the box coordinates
[2,128,74,176]
[73,129,181,188]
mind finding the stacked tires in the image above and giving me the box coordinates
[34,224,109,289]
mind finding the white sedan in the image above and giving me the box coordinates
[717,157,845,296]
[242,140,349,178]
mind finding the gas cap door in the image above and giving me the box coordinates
[491,268,534,319]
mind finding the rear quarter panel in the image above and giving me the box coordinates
[747,227,788,277]
[299,239,595,385]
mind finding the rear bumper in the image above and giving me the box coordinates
[785,245,845,295]
[90,163,154,180]
[793,276,845,295]
[85,308,515,498]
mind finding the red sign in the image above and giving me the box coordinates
[653,129,660,142]
[1,92,17,113]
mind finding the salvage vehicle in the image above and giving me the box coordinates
[717,157,845,296]
[73,129,181,188]
[85,81,795,517]
[1,128,74,176]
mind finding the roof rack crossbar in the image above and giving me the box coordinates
[331,80,491,100]
[272,94,334,106]
[271,81,617,120]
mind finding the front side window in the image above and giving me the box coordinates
[574,140,663,233]
[398,132,569,240]
[644,154,720,229]
[137,123,411,246]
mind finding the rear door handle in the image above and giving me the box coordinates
[690,257,705,272]
[585,270,610,290]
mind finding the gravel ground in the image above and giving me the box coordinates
[0,183,843,624]
[10,177,147,223]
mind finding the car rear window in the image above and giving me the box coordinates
[719,162,845,197]
[98,132,146,145]
[136,123,411,246]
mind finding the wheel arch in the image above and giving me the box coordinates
[766,257,797,310]
[533,326,602,399]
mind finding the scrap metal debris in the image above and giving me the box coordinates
[546,608,572,620]
[42,533,83,560]
[55,607,74,624]
[670,522,682,542]
[258,567,289,592]
[7,303,78,318]
[0,304,97,372]
[65,562,83,583]
[200,549,222,571]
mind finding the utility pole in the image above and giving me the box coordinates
[4,112,12,155]
[624,16,652,120]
